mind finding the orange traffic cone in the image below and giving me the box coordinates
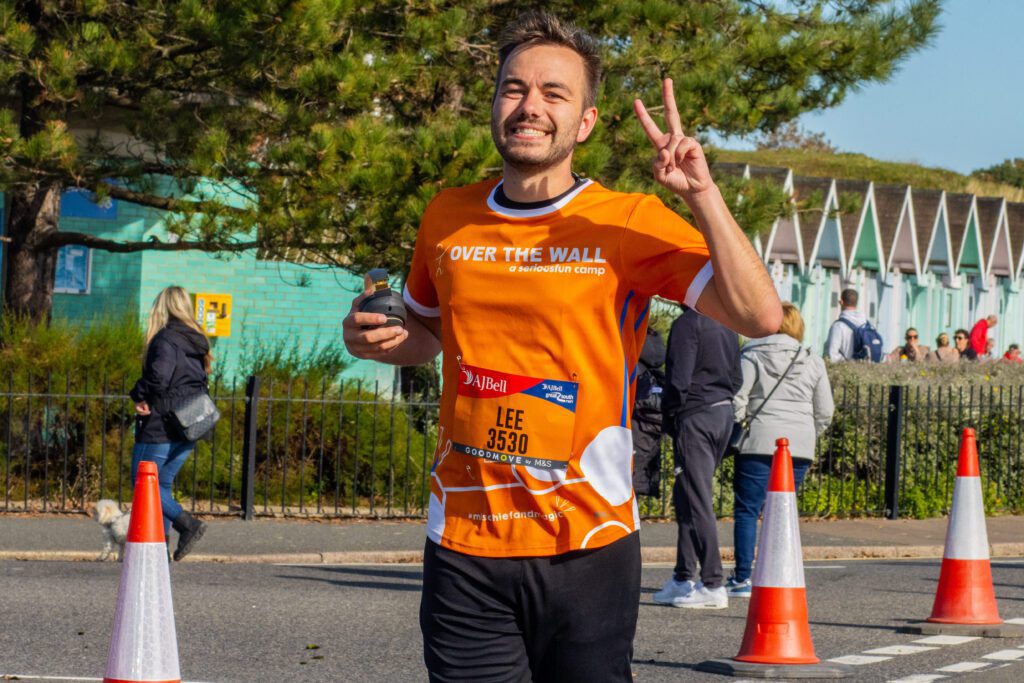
[734,438,818,665]
[104,461,181,683]
[697,439,850,678]
[904,428,1023,637]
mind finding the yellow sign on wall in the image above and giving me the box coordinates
[193,293,232,337]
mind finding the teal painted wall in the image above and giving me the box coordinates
[137,247,393,384]
[48,191,394,385]
[52,215,145,322]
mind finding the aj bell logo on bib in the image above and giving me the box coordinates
[460,367,508,396]
[452,364,578,470]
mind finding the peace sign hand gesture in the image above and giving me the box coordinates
[633,78,715,199]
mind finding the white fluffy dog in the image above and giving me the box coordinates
[93,499,130,561]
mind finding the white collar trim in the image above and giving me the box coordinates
[486,179,593,219]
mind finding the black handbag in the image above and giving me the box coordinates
[726,347,802,457]
[169,391,221,441]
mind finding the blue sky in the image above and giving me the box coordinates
[720,0,1024,175]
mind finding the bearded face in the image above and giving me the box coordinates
[491,110,582,172]
[491,44,593,173]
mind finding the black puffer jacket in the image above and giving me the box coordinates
[130,320,210,443]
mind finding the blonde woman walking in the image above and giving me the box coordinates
[129,286,211,560]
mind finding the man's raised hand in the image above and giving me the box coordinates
[633,78,714,198]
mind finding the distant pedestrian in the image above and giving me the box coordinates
[970,314,998,357]
[929,332,959,362]
[954,328,978,361]
[891,327,928,362]
[1003,344,1023,364]
[130,285,211,561]
[983,338,996,361]
[825,289,882,362]
[654,307,741,609]
[729,303,833,598]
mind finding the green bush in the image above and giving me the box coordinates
[0,315,437,515]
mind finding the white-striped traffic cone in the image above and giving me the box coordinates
[104,460,181,683]
[904,428,1023,637]
[697,439,850,678]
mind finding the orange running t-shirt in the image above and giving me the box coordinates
[404,177,712,557]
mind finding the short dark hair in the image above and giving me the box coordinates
[1010,343,1020,351]
[840,288,859,307]
[955,328,969,339]
[497,11,602,108]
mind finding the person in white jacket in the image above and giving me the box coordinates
[727,302,834,597]
[825,288,867,361]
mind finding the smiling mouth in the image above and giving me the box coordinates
[509,126,550,139]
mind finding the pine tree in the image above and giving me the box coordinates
[0,0,940,320]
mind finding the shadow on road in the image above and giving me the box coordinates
[632,658,696,671]
[274,565,424,592]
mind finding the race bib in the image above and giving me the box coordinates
[452,363,578,470]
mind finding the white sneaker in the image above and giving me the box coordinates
[677,583,729,610]
[653,578,695,606]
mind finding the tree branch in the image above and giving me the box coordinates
[38,230,350,257]
[97,181,248,215]
[40,231,257,253]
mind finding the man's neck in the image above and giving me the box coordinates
[501,160,576,203]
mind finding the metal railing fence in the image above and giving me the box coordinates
[1,374,1021,519]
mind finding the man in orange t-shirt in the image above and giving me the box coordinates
[344,10,781,682]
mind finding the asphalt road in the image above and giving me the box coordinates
[2,558,1023,682]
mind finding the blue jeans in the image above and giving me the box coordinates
[732,454,811,583]
[131,441,194,535]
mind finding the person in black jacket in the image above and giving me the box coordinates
[129,285,211,560]
[653,306,741,609]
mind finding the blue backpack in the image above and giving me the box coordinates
[839,318,884,362]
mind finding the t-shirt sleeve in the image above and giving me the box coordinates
[619,195,712,308]
[403,208,441,318]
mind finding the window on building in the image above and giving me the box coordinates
[54,245,91,294]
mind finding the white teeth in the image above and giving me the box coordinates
[513,128,546,137]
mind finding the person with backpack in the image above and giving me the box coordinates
[653,306,741,609]
[825,288,883,362]
[631,327,667,498]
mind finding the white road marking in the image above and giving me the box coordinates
[1005,617,1024,624]
[865,644,939,655]
[913,635,980,645]
[936,661,990,673]
[983,649,1024,661]
[828,654,893,665]
[887,675,948,683]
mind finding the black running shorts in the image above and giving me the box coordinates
[420,532,641,682]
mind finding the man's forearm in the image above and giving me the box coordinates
[684,185,781,337]
[373,311,442,367]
